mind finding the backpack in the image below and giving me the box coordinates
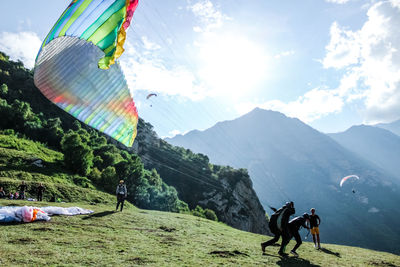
[269,206,287,234]
[117,185,126,195]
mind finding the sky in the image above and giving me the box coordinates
[0,0,399,138]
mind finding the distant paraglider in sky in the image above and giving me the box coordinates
[34,0,139,147]
[340,175,360,187]
[146,93,158,100]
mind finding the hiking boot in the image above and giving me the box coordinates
[318,245,321,249]
[314,244,317,249]
[261,243,266,253]
[290,250,299,257]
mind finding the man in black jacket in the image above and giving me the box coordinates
[37,183,45,201]
[261,202,295,256]
[17,181,28,200]
[285,213,310,257]
[116,180,127,212]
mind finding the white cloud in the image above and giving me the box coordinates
[236,87,344,123]
[359,196,369,204]
[325,0,350,4]
[121,42,210,101]
[169,129,182,137]
[141,36,161,51]
[322,22,361,69]
[0,31,41,69]
[368,207,380,213]
[188,0,230,32]
[322,0,400,123]
[274,50,295,59]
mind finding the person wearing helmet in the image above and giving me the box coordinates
[310,208,321,249]
[116,180,127,212]
[284,213,310,257]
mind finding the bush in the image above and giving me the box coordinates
[191,205,218,221]
[204,209,218,221]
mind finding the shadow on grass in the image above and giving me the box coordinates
[209,250,249,257]
[276,257,321,267]
[82,211,115,220]
[319,248,341,258]
[262,252,281,258]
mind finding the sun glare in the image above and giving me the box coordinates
[197,33,269,98]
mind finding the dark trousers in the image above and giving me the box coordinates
[19,191,25,200]
[116,194,125,211]
[37,192,43,201]
[262,230,289,254]
[279,231,291,253]
[290,229,302,252]
[262,233,281,248]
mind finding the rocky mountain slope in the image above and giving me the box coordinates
[135,119,270,234]
[166,108,400,254]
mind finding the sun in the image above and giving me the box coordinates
[196,33,269,99]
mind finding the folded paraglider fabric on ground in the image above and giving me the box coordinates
[0,206,93,223]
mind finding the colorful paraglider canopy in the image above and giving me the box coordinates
[340,175,360,187]
[34,0,139,147]
[146,93,158,99]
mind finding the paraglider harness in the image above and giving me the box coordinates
[268,204,292,234]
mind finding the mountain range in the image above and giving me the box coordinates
[166,108,400,254]
[374,120,400,137]
[329,125,400,182]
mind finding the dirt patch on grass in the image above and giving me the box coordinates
[159,226,176,232]
[129,257,153,265]
[14,237,35,244]
[369,260,398,267]
[160,236,180,246]
[132,227,158,232]
[209,250,249,257]
[33,227,53,231]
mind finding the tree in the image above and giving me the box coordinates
[99,166,118,193]
[43,118,64,148]
[0,84,8,96]
[61,131,94,176]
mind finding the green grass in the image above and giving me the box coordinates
[0,200,399,266]
[0,134,95,188]
[0,134,63,163]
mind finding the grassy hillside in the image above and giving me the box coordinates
[0,200,399,266]
[0,133,118,204]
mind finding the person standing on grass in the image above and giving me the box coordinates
[37,183,45,201]
[17,181,28,200]
[116,180,127,212]
[0,187,6,198]
[310,208,321,249]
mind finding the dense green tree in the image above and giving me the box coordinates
[99,166,118,193]
[61,131,94,176]
[0,83,7,96]
[43,118,64,148]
